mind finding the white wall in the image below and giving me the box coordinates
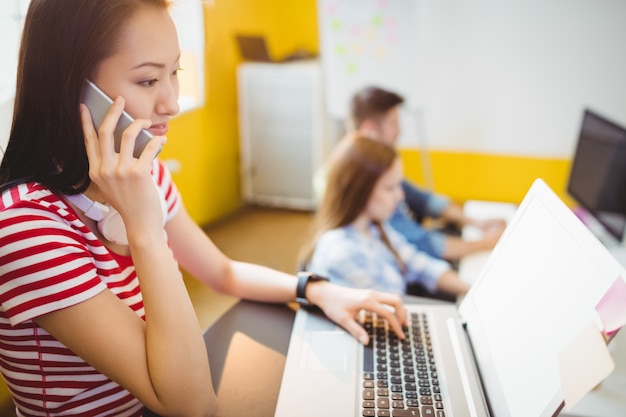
[413,0,626,158]
[0,0,25,153]
[0,92,13,153]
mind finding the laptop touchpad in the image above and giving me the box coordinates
[302,331,352,371]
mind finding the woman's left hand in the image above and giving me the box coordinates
[475,218,507,232]
[80,98,166,236]
[305,282,407,345]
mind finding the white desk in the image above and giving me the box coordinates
[458,200,626,417]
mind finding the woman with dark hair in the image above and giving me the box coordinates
[0,1,407,416]
[301,134,470,298]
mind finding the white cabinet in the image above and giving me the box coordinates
[237,61,325,210]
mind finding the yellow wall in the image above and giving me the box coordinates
[400,149,574,206]
[161,0,320,226]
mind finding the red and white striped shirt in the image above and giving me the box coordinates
[0,159,181,417]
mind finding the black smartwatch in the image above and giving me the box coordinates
[296,271,329,306]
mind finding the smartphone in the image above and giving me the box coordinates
[81,79,156,158]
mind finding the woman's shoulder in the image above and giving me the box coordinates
[1,182,64,212]
[317,225,359,245]
[310,227,363,271]
[314,226,366,261]
[0,182,89,238]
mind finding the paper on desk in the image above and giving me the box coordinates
[595,276,626,336]
[558,321,615,411]
[461,200,517,241]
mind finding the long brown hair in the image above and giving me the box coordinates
[0,0,170,195]
[300,133,404,270]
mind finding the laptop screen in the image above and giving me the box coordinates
[459,179,624,417]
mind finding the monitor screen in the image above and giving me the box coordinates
[567,109,626,242]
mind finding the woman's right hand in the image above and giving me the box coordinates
[306,282,408,345]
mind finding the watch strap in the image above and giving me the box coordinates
[296,272,329,306]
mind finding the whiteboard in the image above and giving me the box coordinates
[317,0,420,119]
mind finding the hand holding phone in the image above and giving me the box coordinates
[81,79,157,158]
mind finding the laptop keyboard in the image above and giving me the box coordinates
[361,311,446,417]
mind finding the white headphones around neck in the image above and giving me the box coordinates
[65,182,168,245]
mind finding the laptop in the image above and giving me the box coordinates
[275,178,626,417]
[235,34,315,63]
[235,35,275,62]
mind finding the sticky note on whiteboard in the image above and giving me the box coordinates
[558,321,615,410]
[595,276,626,335]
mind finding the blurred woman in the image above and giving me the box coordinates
[301,134,470,298]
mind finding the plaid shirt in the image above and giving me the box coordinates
[309,222,451,295]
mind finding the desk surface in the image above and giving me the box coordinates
[204,301,296,417]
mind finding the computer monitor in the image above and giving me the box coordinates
[567,109,626,244]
